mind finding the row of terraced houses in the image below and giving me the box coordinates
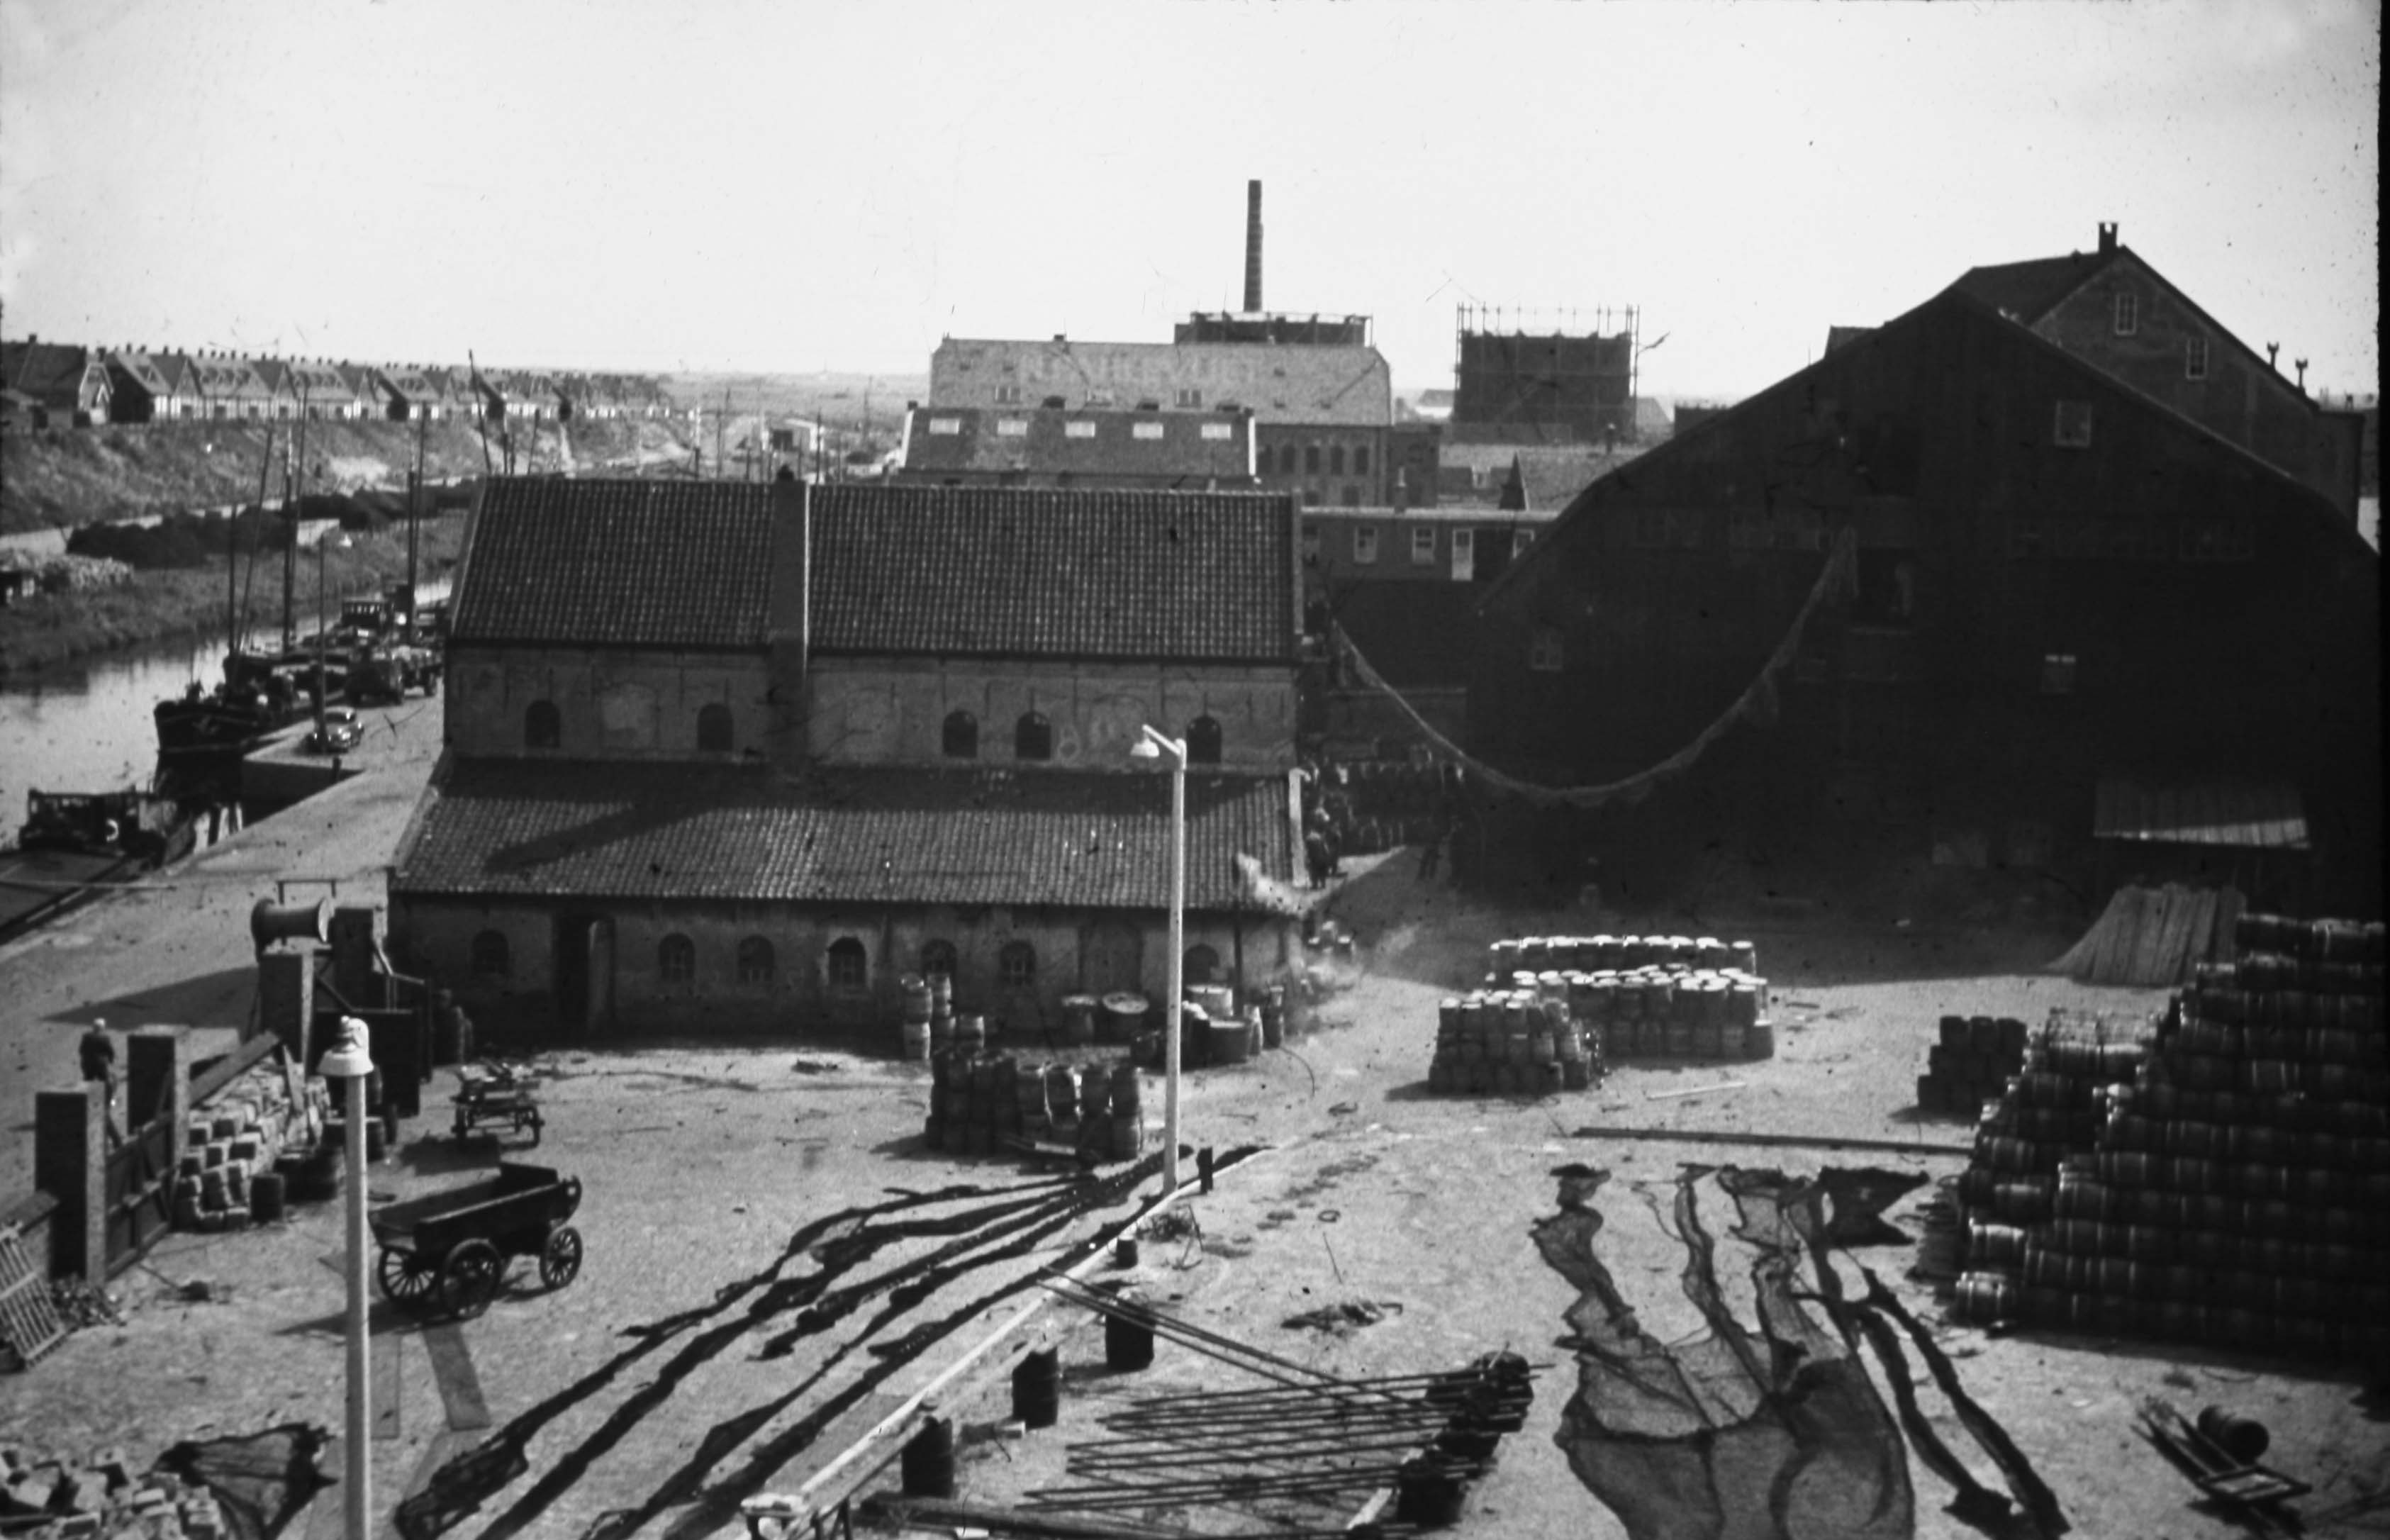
[0,337,677,430]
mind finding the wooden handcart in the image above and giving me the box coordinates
[453,1062,543,1145]
[369,1162,583,1320]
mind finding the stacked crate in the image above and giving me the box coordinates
[172,1056,323,1232]
[1953,915,2390,1361]
[1917,1015,2031,1115]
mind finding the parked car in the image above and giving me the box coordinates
[307,706,362,754]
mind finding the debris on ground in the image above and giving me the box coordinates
[50,1278,125,1328]
[179,1278,230,1304]
[788,1058,842,1075]
[1281,1299,1404,1336]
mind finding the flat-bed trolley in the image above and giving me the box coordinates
[370,1161,583,1319]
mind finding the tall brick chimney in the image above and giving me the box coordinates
[1244,180,1264,315]
[2098,222,2118,255]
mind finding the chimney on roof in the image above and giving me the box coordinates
[2294,358,2308,391]
[2266,342,2280,372]
[1244,179,1265,314]
[2097,222,2118,255]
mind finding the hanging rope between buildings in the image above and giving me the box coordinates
[1330,527,1859,810]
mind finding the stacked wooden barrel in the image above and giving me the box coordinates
[922,1054,1146,1162]
[1917,1015,2032,1115]
[1952,915,2390,1358]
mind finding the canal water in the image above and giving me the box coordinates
[0,578,449,850]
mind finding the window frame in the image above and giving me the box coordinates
[1174,387,1202,408]
[736,935,776,986]
[1352,525,1380,565]
[1063,418,1097,439]
[826,936,869,992]
[658,933,696,985]
[1529,625,1565,673]
[1410,526,1436,565]
[921,938,959,981]
[2185,337,2210,381]
[2113,293,2138,337]
[2040,653,2079,696]
[1187,715,1223,766]
[942,709,978,760]
[998,939,1037,990]
[1015,711,1054,762]
[2053,400,2094,449]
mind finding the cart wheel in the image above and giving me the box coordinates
[377,1247,439,1307]
[540,1225,583,1290]
[438,1239,505,1320]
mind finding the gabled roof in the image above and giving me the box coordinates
[450,479,776,649]
[452,479,1301,664]
[333,362,380,396]
[932,338,1390,427]
[3,341,106,407]
[190,355,272,400]
[900,406,1254,481]
[1478,284,2372,614]
[810,484,1295,662]
[106,351,177,398]
[250,358,290,394]
[393,759,1295,910]
[1945,249,2121,323]
[1504,450,1607,512]
[284,359,352,402]
[374,367,442,405]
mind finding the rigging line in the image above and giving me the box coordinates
[1329,525,1857,810]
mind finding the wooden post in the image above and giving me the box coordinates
[258,948,315,1059]
[126,1027,191,1174]
[33,1087,105,1282]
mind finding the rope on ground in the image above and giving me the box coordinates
[1330,527,1859,810]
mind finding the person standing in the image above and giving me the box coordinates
[79,1017,122,1147]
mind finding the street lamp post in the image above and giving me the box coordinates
[1130,725,1187,1193]
[319,1017,376,1540]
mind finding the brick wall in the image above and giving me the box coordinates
[445,645,771,759]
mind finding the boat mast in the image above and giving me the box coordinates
[408,411,425,628]
[280,430,298,657]
[233,423,274,666]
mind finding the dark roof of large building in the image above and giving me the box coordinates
[1944,249,2121,323]
[2,342,104,407]
[450,479,776,649]
[106,351,177,398]
[450,479,1300,663]
[932,338,1390,428]
[393,759,1295,910]
[898,406,1255,482]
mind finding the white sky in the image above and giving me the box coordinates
[2,0,2378,401]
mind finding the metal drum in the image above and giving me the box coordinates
[1953,1272,2018,1324]
[1969,1221,2028,1268]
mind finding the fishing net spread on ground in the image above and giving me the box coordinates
[1534,1164,2066,1540]
[150,1422,333,1540]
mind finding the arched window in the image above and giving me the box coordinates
[1187,715,1223,766]
[942,710,978,759]
[470,930,510,976]
[1184,943,1222,984]
[1278,445,1298,476]
[921,939,959,980]
[827,936,869,991]
[696,703,734,752]
[524,699,561,749]
[1015,712,1053,761]
[658,933,695,984]
[999,940,1037,989]
[737,936,775,984]
[1305,444,1322,474]
[1329,445,1346,475]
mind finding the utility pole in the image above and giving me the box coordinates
[408,411,425,628]
[717,386,729,481]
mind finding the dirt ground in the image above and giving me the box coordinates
[4,736,2387,1539]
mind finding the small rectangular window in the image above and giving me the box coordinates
[1132,421,1164,440]
[2113,294,2138,336]
[1305,445,1322,474]
[1529,626,1564,673]
[1411,528,1436,564]
[2040,653,2078,695]
[1064,419,1096,439]
[1353,525,1379,564]
[2185,337,2210,380]
[2053,401,2094,448]
[1451,528,1475,581]
[995,418,1029,437]
[1354,446,1370,475]
[927,417,963,435]
[1513,528,1534,557]
[995,384,1023,405]
[1175,388,1202,408]
[1341,486,1362,507]
[1200,422,1232,440]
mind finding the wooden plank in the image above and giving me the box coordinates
[423,1322,491,1431]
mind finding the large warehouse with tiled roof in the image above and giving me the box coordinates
[392,474,1307,1036]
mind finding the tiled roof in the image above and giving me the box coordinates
[284,360,351,401]
[1507,450,1608,512]
[191,355,272,401]
[899,406,1254,481]
[375,367,442,404]
[932,339,1390,428]
[106,352,175,396]
[3,342,102,406]
[449,479,776,648]
[810,484,1295,662]
[452,479,1298,664]
[393,759,1295,910]
[1945,250,2117,323]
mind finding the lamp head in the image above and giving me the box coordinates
[1129,738,1162,761]
[320,1015,374,1078]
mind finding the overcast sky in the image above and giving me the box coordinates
[2,0,2377,401]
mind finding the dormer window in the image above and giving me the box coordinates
[2113,294,2138,337]
[1135,399,1161,411]
[995,384,1023,405]
[1175,388,1202,408]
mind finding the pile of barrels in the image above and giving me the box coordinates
[1463,933,1775,1072]
[1917,1015,2032,1116]
[898,972,959,1060]
[1952,913,2390,1358]
[923,1051,1145,1163]
[1126,986,1288,1072]
[1427,990,1597,1095]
